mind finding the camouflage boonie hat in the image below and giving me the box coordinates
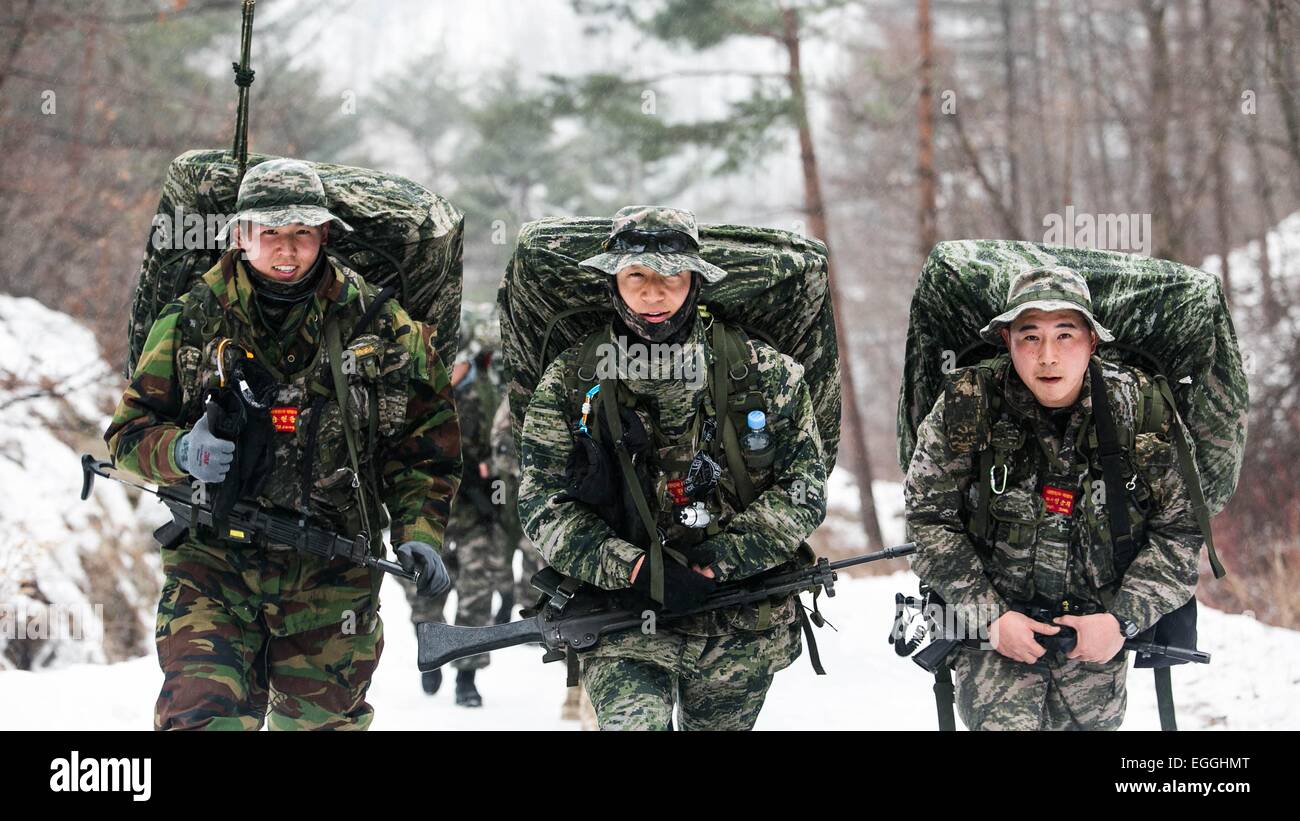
[578,205,727,284]
[217,158,354,241]
[979,265,1115,345]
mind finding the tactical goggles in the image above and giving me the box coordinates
[605,229,699,254]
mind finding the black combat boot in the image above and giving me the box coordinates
[421,668,442,695]
[455,669,482,707]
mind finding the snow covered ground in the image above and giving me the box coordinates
[1,563,1296,730]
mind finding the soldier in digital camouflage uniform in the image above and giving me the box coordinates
[490,390,585,719]
[518,206,828,731]
[490,392,543,616]
[402,304,511,706]
[106,159,461,730]
[905,266,1201,730]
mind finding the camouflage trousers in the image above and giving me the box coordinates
[154,574,383,731]
[401,512,511,671]
[580,620,802,731]
[951,648,1129,730]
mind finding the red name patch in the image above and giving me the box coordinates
[271,406,298,433]
[667,478,690,507]
[1042,485,1075,516]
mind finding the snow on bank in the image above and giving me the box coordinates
[0,295,157,669]
[2,568,1293,730]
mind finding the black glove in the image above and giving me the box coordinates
[675,541,718,569]
[631,558,717,613]
[396,541,451,597]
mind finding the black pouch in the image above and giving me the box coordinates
[1134,597,1198,669]
[206,358,278,529]
[563,433,618,506]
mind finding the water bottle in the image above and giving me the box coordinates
[743,410,769,452]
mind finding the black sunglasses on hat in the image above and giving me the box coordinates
[605,229,698,255]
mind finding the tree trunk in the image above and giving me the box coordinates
[1142,0,1178,260]
[999,0,1021,235]
[1203,0,1233,306]
[1082,0,1116,208]
[782,6,885,550]
[917,0,938,254]
[1266,0,1300,198]
[1246,6,1284,326]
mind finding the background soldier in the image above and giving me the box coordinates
[489,392,542,620]
[105,159,461,730]
[905,267,1201,730]
[517,206,828,731]
[404,304,512,707]
[490,390,586,721]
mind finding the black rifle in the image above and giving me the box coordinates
[80,455,415,581]
[416,543,917,672]
[892,593,1210,675]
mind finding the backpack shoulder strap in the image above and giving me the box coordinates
[1151,374,1227,579]
[942,360,999,542]
[563,329,611,429]
[710,316,763,508]
[1090,358,1140,572]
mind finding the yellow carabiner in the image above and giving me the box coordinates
[216,338,233,387]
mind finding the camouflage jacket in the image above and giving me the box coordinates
[517,318,828,636]
[105,252,462,551]
[450,358,501,515]
[490,393,519,480]
[905,354,1201,634]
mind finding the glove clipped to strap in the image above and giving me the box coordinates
[396,541,451,597]
[174,413,235,484]
[632,559,717,613]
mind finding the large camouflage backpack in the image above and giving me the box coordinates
[125,149,464,378]
[897,240,1248,518]
[498,217,841,471]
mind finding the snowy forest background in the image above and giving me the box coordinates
[1,0,1298,728]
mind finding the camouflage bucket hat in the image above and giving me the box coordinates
[217,158,354,241]
[979,265,1115,345]
[578,205,727,284]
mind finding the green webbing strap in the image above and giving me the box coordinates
[934,666,957,731]
[1155,377,1226,579]
[540,305,609,379]
[973,447,994,540]
[324,314,376,550]
[795,600,825,675]
[712,320,757,507]
[600,380,664,604]
[1155,666,1178,731]
[969,367,998,543]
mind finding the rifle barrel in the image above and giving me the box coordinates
[829,543,916,572]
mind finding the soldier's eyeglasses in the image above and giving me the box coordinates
[606,230,697,255]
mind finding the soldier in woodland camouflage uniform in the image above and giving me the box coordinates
[905,267,1201,730]
[106,159,461,730]
[404,305,512,706]
[518,206,827,731]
